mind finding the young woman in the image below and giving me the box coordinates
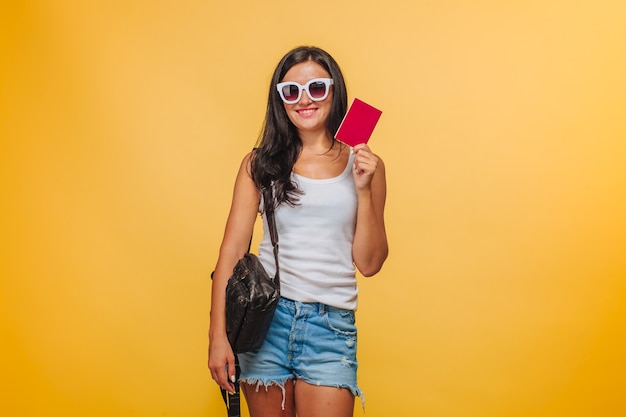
[208,46,388,417]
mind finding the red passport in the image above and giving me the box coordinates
[335,98,382,147]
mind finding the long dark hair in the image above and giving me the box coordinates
[251,46,348,212]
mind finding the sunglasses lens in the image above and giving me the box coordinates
[308,81,327,99]
[281,84,300,102]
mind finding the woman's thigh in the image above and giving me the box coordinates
[294,380,354,417]
[243,379,354,417]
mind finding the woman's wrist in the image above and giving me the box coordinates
[209,327,228,342]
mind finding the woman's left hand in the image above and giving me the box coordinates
[352,143,379,191]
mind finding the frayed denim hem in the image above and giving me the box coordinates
[239,376,295,410]
[240,376,365,411]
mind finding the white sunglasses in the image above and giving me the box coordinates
[276,78,334,104]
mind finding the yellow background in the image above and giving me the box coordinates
[1,1,625,416]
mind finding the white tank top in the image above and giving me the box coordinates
[258,151,358,310]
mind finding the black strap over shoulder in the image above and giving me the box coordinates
[263,187,280,281]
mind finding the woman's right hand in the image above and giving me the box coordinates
[208,335,237,393]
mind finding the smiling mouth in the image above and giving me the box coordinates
[297,109,316,117]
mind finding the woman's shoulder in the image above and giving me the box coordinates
[238,149,257,169]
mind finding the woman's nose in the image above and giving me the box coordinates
[299,88,313,103]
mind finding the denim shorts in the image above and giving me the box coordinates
[238,297,363,401]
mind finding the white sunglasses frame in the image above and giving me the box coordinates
[276,78,334,104]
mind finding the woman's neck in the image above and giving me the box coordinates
[299,131,333,151]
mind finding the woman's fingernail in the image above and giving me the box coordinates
[230,375,236,383]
